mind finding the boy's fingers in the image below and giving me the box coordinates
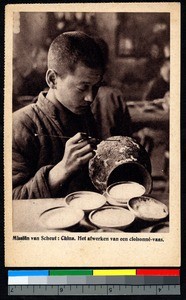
[68,132,88,144]
[75,144,94,157]
[77,151,95,164]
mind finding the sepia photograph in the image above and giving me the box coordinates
[5,3,180,267]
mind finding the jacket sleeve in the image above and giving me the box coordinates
[12,112,54,199]
[13,165,54,199]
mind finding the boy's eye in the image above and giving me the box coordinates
[77,81,103,93]
[77,87,87,92]
[77,85,89,92]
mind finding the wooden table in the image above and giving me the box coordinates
[13,193,169,233]
[127,100,169,131]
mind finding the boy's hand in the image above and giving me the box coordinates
[48,132,96,193]
[62,132,96,174]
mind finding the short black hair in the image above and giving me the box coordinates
[48,31,106,76]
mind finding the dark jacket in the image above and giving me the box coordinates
[91,86,132,140]
[13,92,98,199]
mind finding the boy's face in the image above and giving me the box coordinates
[53,63,103,114]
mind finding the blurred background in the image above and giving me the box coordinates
[13,12,170,196]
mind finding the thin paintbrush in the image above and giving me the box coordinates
[34,133,120,142]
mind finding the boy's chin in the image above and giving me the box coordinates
[72,106,90,115]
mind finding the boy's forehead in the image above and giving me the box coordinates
[73,63,103,82]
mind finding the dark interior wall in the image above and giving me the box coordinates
[13,13,48,76]
[95,12,169,99]
[95,13,147,80]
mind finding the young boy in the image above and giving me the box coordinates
[12,31,105,199]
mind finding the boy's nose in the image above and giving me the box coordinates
[84,91,94,103]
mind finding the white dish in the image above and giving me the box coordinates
[89,206,135,229]
[39,206,84,230]
[90,228,123,232]
[65,191,106,212]
[106,181,146,207]
[128,196,168,221]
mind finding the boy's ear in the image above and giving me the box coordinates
[46,69,57,88]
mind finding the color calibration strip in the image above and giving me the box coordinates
[8,269,180,296]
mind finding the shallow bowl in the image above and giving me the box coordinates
[89,205,135,229]
[105,181,146,207]
[128,196,169,221]
[39,206,84,230]
[65,191,106,212]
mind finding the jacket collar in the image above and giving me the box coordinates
[36,92,97,137]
